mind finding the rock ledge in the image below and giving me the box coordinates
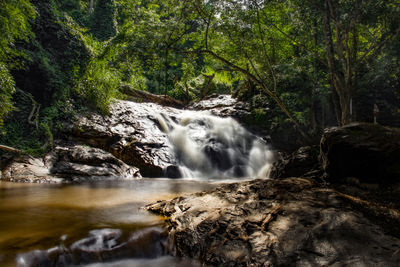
[148,178,400,266]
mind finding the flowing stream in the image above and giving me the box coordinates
[0,99,274,266]
[157,110,274,179]
[0,179,222,266]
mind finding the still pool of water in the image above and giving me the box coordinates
[0,178,227,266]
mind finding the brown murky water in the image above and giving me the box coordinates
[0,179,222,266]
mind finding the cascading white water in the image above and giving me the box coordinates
[157,110,274,179]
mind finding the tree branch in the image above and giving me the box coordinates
[261,9,328,68]
[255,6,277,91]
[201,73,215,99]
[357,26,400,66]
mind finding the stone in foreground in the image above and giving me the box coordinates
[147,178,400,266]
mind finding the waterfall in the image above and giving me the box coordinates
[156,110,274,179]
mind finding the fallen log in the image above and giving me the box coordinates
[0,145,21,154]
[121,85,185,108]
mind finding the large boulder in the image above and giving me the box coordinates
[1,145,141,183]
[64,100,178,177]
[48,145,141,181]
[0,155,56,183]
[147,178,400,266]
[320,123,400,183]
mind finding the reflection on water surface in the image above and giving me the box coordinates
[0,178,223,266]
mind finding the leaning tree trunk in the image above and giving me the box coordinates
[0,145,21,154]
[201,74,215,100]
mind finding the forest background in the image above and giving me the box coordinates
[1,0,399,154]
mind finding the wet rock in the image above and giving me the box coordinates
[270,145,322,179]
[65,100,178,177]
[70,228,167,262]
[17,227,168,266]
[16,247,69,267]
[49,145,141,181]
[0,155,58,183]
[147,178,400,266]
[188,94,308,151]
[187,94,251,122]
[62,98,273,178]
[320,122,400,183]
[203,141,231,171]
[1,145,140,183]
[165,165,182,179]
[82,256,201,267]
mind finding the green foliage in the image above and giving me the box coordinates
[0,90,76,155]
[0,91,45,155]
[74,57,121,114]
[56,0,90,26]
[0,0,36,63]
[1,0,91,154]
[0,0,36,125]
[12,0,91,104]
[0,63,16,126]
[90,0,117,41]
[251,108,268,124]
[2,0,400,154]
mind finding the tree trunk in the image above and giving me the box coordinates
[331,91,341,126]
[201,74,215,100]
[338,88,352,125]
[164,47,169,96]
[0,145,21,154]
[310,18,318,131]
[322,0,353,126]
[121,85,185,108]
[89,0,94,13]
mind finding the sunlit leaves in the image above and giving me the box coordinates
[74,57,121,114]
[0,0,36,124]
[0,63,16,126]
[0,0,36,62]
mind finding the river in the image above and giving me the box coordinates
[0,178,233,266]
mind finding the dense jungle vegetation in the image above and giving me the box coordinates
[1,0,399,154]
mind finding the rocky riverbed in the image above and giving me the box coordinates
[147,177,400,266]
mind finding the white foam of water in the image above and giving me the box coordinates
[157,110,274,179]
[247,139,275,178]
[168,124,211,172]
